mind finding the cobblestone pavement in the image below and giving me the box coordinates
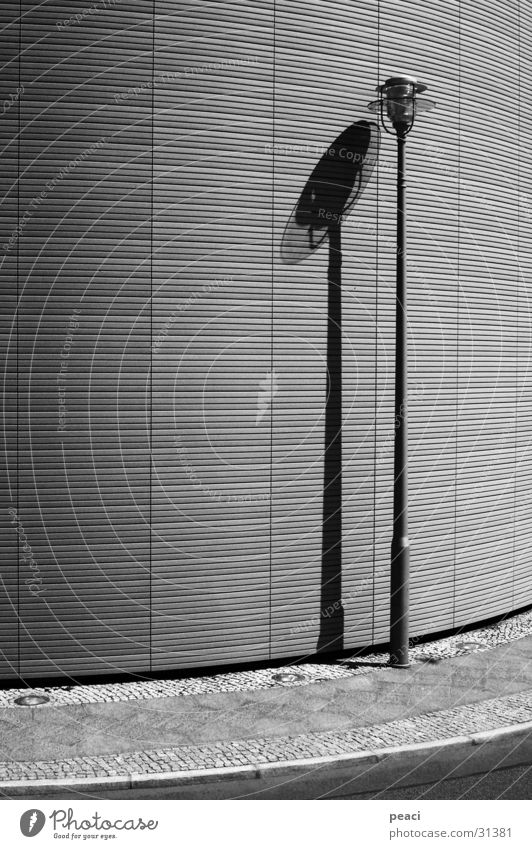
[0,689,531,786]
[0,608,531,709]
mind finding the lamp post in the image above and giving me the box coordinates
[368,76,435,668]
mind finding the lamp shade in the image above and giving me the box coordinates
[367,76,435,135]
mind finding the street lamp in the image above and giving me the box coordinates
[368,76,435,668]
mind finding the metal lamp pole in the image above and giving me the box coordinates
[368,76,435,668]
[391,129,409,668]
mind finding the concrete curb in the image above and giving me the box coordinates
[2,718,531,798]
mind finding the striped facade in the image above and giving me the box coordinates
[0,0,531,680]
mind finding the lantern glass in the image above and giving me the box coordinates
[383,81,415,128]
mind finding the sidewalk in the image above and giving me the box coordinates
[1,612,531,798]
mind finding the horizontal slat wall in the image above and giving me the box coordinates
[271,0,378,658]
[515,0,532,610]
[17,1,152,678]
[454,0,519,626]
[403,3,460,635]
[0,0,531,681]
[151,0,274,669]
[374,0,461,642]
[0,3,20,679]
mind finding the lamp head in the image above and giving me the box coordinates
[368,75,435,137]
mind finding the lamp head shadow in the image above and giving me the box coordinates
[280,119,380,265]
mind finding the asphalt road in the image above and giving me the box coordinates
[21,757,532,801]
[330,762,532,800]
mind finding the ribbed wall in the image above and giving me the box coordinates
[1,1,153,679]
[151,0,274,669]
[0,0,531,680]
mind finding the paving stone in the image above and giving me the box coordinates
[1,688,531,787]
[2,610,531,711]
[1,611,532,787]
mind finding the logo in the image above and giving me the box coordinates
[256,369,279,425]
[20,810,46,837]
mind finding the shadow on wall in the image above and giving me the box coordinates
[281,120,380,653]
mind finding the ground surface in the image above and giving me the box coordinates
[0,611,531,798]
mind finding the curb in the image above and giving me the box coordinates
[2,718,532,797]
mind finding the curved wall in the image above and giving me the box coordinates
[1,0,531,680]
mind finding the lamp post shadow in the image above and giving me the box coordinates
[280,119,380,655]
[317,220,344,652]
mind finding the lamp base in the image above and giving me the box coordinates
[388,660,411,669]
